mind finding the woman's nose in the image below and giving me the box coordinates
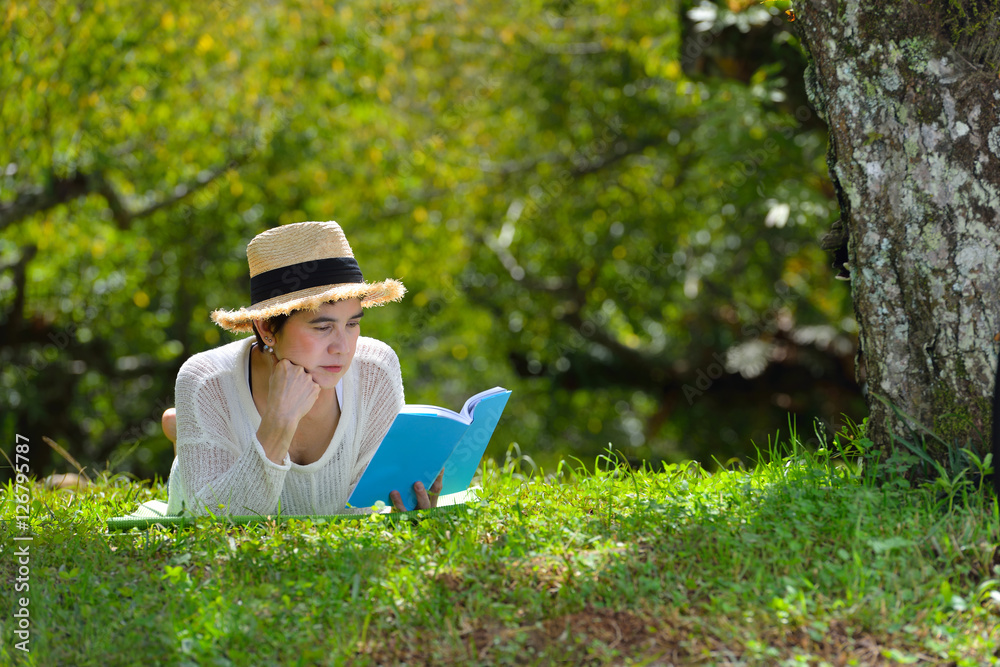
[328,331,349,353]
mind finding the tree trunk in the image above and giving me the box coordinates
[796,0,1000,464]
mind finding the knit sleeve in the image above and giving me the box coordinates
[171,353,291,516]
[350,338,405,485]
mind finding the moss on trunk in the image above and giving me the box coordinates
[796,0,1000,474]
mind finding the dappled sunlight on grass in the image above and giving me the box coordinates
[2,442,999,665]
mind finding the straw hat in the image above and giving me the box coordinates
[210,221,405,333]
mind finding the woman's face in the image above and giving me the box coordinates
[263,298,363,390]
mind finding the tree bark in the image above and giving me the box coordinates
[796,0,1000,462]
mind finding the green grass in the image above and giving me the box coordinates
[2,437,999,666]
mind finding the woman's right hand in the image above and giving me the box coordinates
[264,358,322,427]
[256,357,321,463]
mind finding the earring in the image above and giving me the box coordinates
[263,338,274,354]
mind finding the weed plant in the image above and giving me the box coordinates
[1,433,999,666]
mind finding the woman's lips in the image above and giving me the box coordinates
[321,365,343,373]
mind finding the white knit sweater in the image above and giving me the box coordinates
[165,336,403,516]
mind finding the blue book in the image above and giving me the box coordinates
[347,387,512,511]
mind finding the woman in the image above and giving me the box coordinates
[164,220,439,515]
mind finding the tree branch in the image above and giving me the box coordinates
[479,137,661,177]
[0,153,251,231]
[3,244,38,338]
[0,173,92,230]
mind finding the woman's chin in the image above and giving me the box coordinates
[311,367,345,388]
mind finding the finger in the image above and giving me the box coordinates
[269,358,289,379]
[413,481,431,510]
[428,471,443,508]
[389,490,407,513]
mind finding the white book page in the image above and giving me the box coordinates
[402,387,506,423]
[401,404,465,421]
[460,387,506,420]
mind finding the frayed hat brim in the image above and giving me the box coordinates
[211,279,405,333]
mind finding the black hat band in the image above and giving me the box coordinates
[250,257,365,305]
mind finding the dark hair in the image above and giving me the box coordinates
[252,314,291,349]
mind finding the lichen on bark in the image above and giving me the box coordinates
[796,0,1000,471]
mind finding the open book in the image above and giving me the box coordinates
[347,387,512,511]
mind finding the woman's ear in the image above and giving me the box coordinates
[253,319,271,340]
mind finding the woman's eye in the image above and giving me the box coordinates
[348,321,360,328]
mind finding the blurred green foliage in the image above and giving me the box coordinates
[0,0,863,480]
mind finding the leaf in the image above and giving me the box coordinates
[866,537,915,554]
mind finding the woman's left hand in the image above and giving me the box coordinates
[389,469,444,512]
